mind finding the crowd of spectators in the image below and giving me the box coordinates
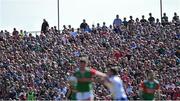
[0,12,180,100]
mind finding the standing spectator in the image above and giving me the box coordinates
[62,25,68,33]
[102,22,108,30]
[96,23,101,31]
[80,19,88,30]
[148,13,155,24]
[12,28,18,36]
[41,19,49,33]
[12,28,19,40]
[173,12,179,22]
[128,16,134,24]
[113,15,122,27]
[19,30,24,37]
[156,18,160,25]
[122,17,128,27]
[162,13,168,22]
[162,13,169,26]
[140,15,147,24]
[54,26,58,32]
[0,30,5,41]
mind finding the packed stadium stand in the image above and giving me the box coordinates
[0,13,180,100]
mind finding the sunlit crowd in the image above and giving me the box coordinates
[0,12,180,100]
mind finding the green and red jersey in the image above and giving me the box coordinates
[140,80,160,100]
[74,67,96,92]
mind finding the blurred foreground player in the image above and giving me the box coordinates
[139,70,160,100]
[104,67,128,100]
[74,57,106,100]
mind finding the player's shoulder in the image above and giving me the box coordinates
[85,67,91,71]
[85,67,95,72]
[143,80,148,83]
[109,76,120,82]
[115,76,121,80]
[154,79,159,84]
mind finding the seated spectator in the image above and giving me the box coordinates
[84,25,92,33]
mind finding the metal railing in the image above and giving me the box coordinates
[27,31,41,35]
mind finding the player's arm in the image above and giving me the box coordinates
[155,84,161,100]
[103,77,113,89]
[90,68,107,77]
[156,89,161,100]
[66,85,71,99]
[138,82,145,99]
[78,68,107,82]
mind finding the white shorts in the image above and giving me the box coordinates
[76,91,94,100]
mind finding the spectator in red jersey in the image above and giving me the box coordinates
[113,49,123,61]
[173,87,180,100]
